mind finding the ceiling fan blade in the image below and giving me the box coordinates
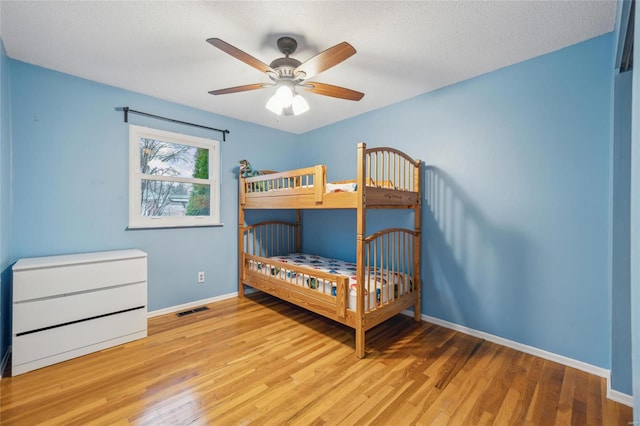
[208,83,269,95]
[294,42,356,80]
[207,38,276,74]
[303,82,364,101]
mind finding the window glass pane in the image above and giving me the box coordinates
[140,180,210,217]
[139,138,209,179]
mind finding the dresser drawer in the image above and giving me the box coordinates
[13,255,146,302]
[12,308,147,374]
[13,282,147,334]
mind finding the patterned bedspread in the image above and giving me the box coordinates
[250,253,411,311]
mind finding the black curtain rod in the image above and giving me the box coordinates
[119,107,230,141]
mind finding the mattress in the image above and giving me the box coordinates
[249,253,411,311]
[325,182,357,193]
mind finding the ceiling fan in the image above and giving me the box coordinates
[206,36,364,116]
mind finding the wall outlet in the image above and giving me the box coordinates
[198,271,205,283]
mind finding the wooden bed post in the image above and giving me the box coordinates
[355,142,367,358]
[238,175,245,298]
[413,159,422,321]
[296,209,302,253]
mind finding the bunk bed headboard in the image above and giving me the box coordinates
[242,221,300,257]
[364,145,421,192]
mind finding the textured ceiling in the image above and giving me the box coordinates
[0,1,616,134]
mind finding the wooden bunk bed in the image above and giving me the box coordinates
[238,142,422,358]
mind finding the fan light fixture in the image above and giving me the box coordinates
[265,83,309,116]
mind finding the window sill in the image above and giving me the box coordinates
[126,223,224,231]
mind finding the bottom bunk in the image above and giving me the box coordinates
[239,220,421,358]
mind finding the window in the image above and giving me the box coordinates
[128,125,221,229]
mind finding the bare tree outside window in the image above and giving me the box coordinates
[138,138,205,217]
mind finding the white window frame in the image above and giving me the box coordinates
[128,124,221,229]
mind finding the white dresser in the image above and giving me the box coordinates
[12,249,148,376]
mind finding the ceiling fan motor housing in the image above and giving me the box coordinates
[270,37,303,78]
[269,57,302,78]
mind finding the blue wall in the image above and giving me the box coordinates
[610,1,634,397]
[8,60,297,313]
[631,0,640,417]
[299,35,615,370]
[612,65,633,396]
[0,40,11,366]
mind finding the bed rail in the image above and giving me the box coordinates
[244,254,350,320]
[240,165,326,205]
[362,228,420,313]
[364,146,421,193]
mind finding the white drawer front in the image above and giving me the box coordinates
[13,257,147,302]
[12,308,147,367]
[13,282,147,334]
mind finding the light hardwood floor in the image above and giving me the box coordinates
[0,292,633,425]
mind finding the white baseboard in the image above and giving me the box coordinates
[0,345,10,379]
[147,292,238,318]
[403,310,633,408]
[608,388,634,407]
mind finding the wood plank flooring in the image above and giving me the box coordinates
[0,292,632,425]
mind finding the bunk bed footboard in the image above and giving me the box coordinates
[361,227,421,330]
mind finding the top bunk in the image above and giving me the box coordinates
[239,143,421,209]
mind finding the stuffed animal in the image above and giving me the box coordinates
[238,159,263,178]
